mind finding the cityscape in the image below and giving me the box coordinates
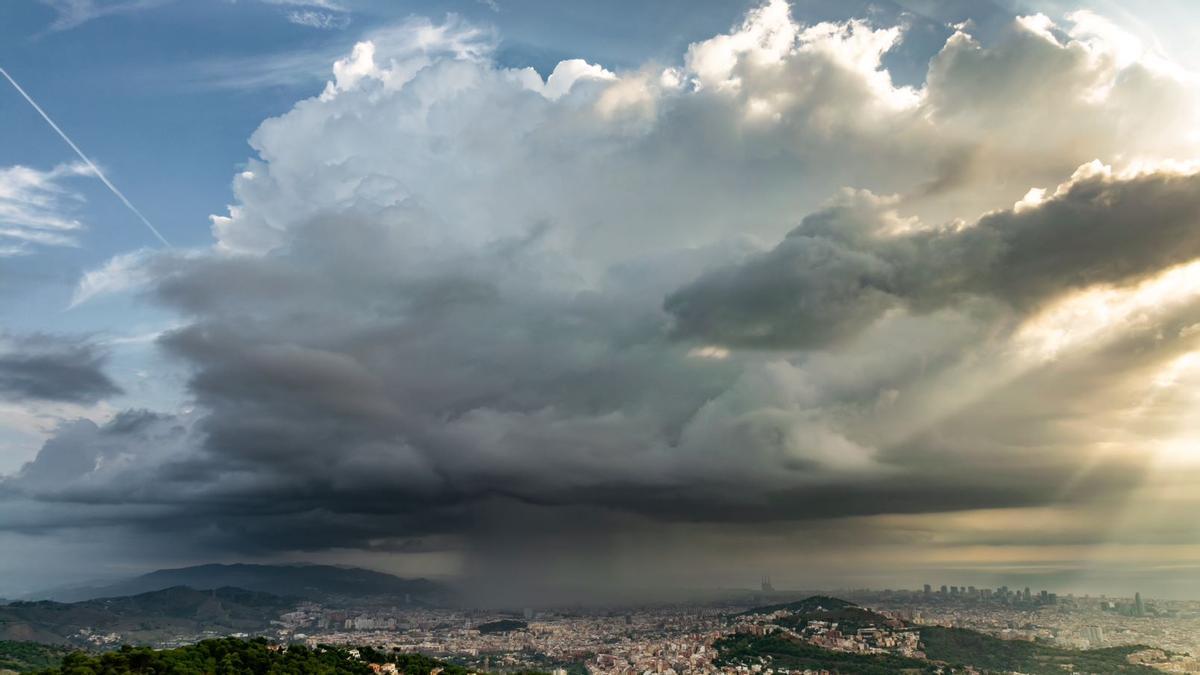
[279,588,1200,666]
[7,0,1200,672]
[33,580,1200,674]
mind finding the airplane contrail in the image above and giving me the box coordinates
[0,66,172,248]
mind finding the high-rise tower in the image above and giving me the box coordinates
[760,575,775,593]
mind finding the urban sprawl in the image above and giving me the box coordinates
[72,585,1200,674]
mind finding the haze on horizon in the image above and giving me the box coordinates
[3,0,1200,604]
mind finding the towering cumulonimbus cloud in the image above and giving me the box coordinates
[6,0,1200,596]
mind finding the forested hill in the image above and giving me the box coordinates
[720,595,1166,675]
[736,595,858,616]
[30,564,447,605]
[918,626,1161,675]
[0,641,73,672]
[22,638,538,675]
[0,586,290,645]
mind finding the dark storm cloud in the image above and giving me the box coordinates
[9,2,1200,598]
[0,334,122,403]
[666,168,1200,348]
[0,223,1159,544]
[8,166,1200,568]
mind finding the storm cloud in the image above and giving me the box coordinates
[0,334,122,404]
[666,166,1200,348]
[6,0,1200,598]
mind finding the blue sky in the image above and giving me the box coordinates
[5,0,1200,598]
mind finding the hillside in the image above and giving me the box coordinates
[738,596,898,633]
[737,595,857,617]
[723,596,1166,674]
[715,633,934,674]
[477,619,528,634]
[0,641,71,673]
[918,626,1161,675]
[25,637,484,675]
[0,586,291,645]
[28,564,447,604]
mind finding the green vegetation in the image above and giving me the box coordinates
[44,565,447,605]
[475,620,527,635]
[736,595,855,617]
[737,596,896,635]
[772,607,894,635]
[356,645,475,675]
[27,637,487,675]
[919,626,1161,675]
[715,634,937,675]
[722,598,1167,674]
[0,587,290,644]
[0,641,72,672]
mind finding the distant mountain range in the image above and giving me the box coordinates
[0,586,290,644]
[23,563,448,604]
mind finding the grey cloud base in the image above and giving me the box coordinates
[666,169,1200,348]
[0,334,122,404]
[5,165,1186,589]
[6,1,1200,596]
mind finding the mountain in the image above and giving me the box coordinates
[25,564,447,604]
[724,595,1164,675]
[919,626,1160,675]
[737,595,857,616]
[715,633,930,675]
[0,586,291,645]
[28,637,476,675]
[0,640,72,672]
[737,595,902,639]
[476,619,528,634]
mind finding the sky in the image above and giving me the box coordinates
[3,0,1200,603]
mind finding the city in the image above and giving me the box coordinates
[7,0,1200,672]
[7,567,1200,673]
[208,586,1200,674]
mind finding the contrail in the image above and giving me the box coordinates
[0,66,172,248]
